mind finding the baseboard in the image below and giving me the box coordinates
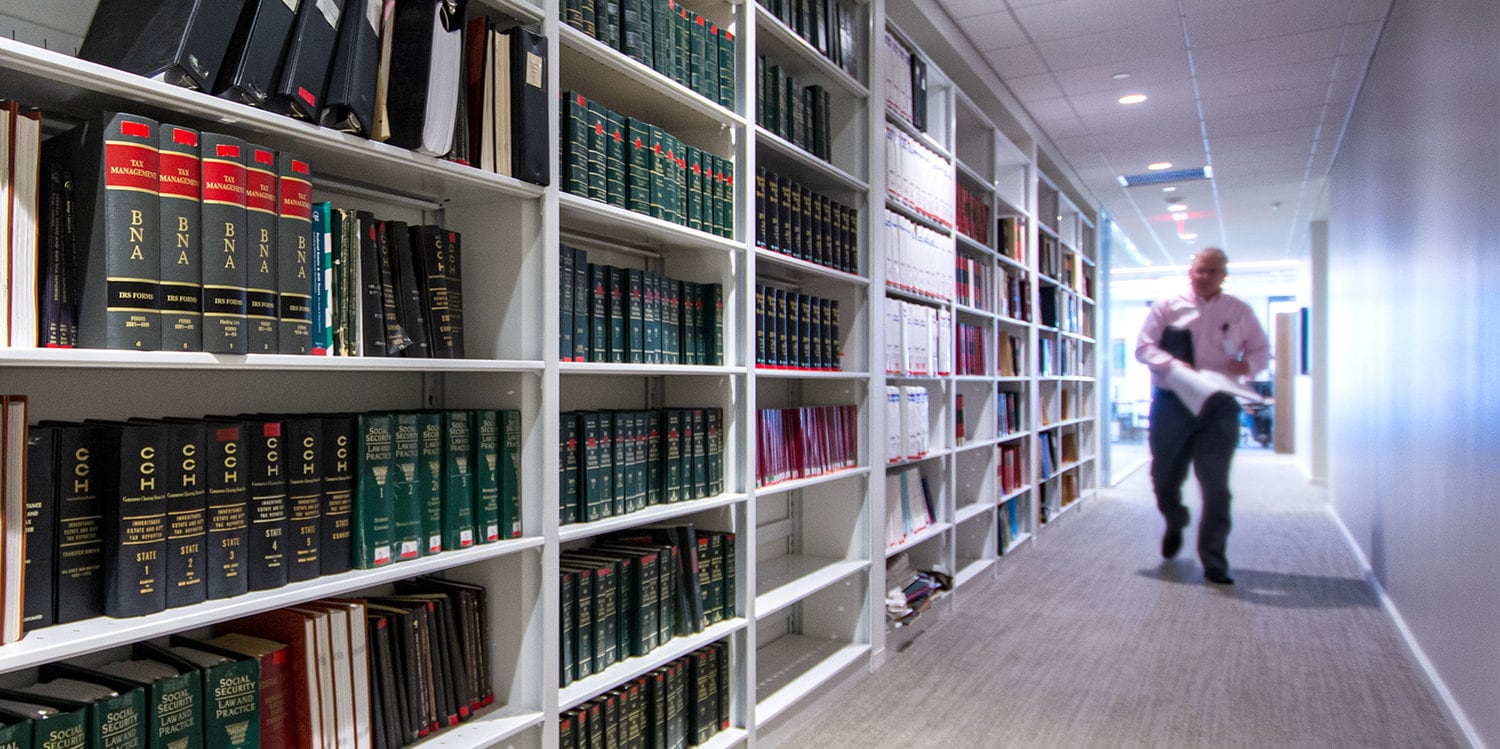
[1326,506,1485,748]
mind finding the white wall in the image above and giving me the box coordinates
[1294,221,1328,483]
[1327,1,1500,744]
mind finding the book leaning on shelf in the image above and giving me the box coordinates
[559,641,730,749]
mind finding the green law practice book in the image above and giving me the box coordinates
[442,411,478,549]
[354,413,395,568]
[473,410,503,542]
[499,409,523,539]
[416,411,444,554]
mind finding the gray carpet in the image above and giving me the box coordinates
[771,450,1461,748]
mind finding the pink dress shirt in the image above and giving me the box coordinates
[1135,290,1271,387]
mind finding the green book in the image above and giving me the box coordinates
[605,112,627,208]
[647,125,668,220]
[690,409,708,498]
[162,638,260,748]
[473,410,503,542]
[592,544,660,654]
[441,411,477,549]
[626,269,645,363]
[704,531,723,623]
[620,0,644,63]
[562,92,590,197]
[631,413,649,512]
[571,247,590,362]
[588,263,608,362]
[559,568,577,685]
[718,156,733,238]
[709,282,723,364]
[585,100,608,203]
[93,656,202,749]
[664,410,683,502]
[579,0,597,36]
[685,147,702,232]
[582,413,606,522]
[607,266,626,363]
[416,412,444,554]
[609,414,628,516]
[560,244,575,362]
[0,717,30,749]
[560,414,581,525]
[668,133,686,225]
[499,409,522,539]
[643,271,661,364]
[0,688,87,749]
[559,563,595,679]
[675,3,691,87]
[688,13,705,96]
[354,413,395,568]
[646,412,664,505]
[389,413,422,561]
[706,408,723,496]
[625,118,651,214]
[717,27,733,108]
[652,0,675,80]
[28,670,146,749]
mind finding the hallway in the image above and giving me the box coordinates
[772,452,1461,747]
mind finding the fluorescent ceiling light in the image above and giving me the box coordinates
[1148,162,1172,170]
[1171,211,1188,221]
[1179,232,1198,240]
[1167,202,1187,212]
[1118,94,1148,104]
[1162,186,1176,192]
[1112,72,1131,80]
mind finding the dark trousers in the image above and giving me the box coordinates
[1149,388,1241,574]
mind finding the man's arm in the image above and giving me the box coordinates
[1134,299,1186,374]
[1237,303,1271,377]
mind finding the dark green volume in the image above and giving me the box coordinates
[473,410,503,542]
[499,409,523,538]
[442,411,477,549]
[417,412,444,554]
[355,413,395,568]
[390,412,423,561]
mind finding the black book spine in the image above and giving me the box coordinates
[444,230,466,358]
[412,225,454,358]
[285,416,324,581]
[319,0,382,135]
[215,0,299,107]
[102,422,168,617]
[244,144,280,353]
[244,418,290,591]
[158,124,203,352]
[510,28,551,186]
[200,132,249,353]
[52,424,107,623]
[22,426,57,630]
[389,220,431,357]
[560,245,575,362]
[319,415,353,575]
[277,152,315,353]
[204,421,249,599]
[377,221,409,355]
[357,211,387,355]
[274,0,342,119]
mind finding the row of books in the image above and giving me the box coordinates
[999,443,1026,496]
[954,321,988,377]
[1000,267,1031,322]
[884,386,931,462]
[756,0,860,81]
[999,216,1026,264]
[559,247,723,366]
[882,31,929,133]
[464,18,552,182]
[1039,286,1090,336]
[78,0,548,183]
[755,56,835,163]
[884,210,955,302]
[559,641,730,749]
[562,0,735,110]
[560,527,735,685]
[754,167,860,274]
[559,409,724,526]
[955,254,993,312]
[14,402,520,629]
[883,469,935,550]
[997,333,1023,377]
[561,93,734,239]
[754,405,857,487]
[754,286,843,372]
[955,393,966,446]
[885,124,954,230]
[999,493,1024,548]
[998,390,1023,436]
[1038,337,1068,377]
[316,208,467,359]
[883,299,953,377]
[955,181,991,245]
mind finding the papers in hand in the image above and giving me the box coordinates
[1163,366,1265,417]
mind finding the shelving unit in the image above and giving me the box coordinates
[0,0,1102,744]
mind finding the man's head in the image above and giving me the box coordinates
[1188,247,1228,299]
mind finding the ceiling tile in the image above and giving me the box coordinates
[1045,53,1192,98]
[1190,26,1344,78]
[1181,0,1348,48]
[1002,72,1067,102]
[1208,126,1320,152]
[982,45,1052,79]
[1198,83,1330,119]
[933,0,1011,21]
[1022,95,1080,122]
[1033,22,1188,73]
[1010,0,1181,43]
[957,10,1034,51]
[1195,58,1343,98]
[1204,105,1325,137]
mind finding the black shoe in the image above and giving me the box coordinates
[1161,526,1183,559]
[1204,570,1235,585]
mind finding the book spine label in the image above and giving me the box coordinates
[243,146,280,353]
[285,418,323,581]
[277,153,315,353]
[158,125,203,352]
[200,134,249,353]
[355,414,395,568]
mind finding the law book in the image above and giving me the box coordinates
[199,132,249,353]
[21,423,56,632]
[295,603,358,747]
[581,412,606,522]
[42,422,106,624]
[561,92,588,197]
[364,611,400,749]
[586,263,607,362]
[91,655,203,749]
[0,400,21,641]
[156,125,203,352]
[201,632,293,749]
[25,673,145,749]
[314,415,355,575]
[375,221,410,355]
[409,225,452,358]
[463,17,493,171]
[279,416,323,582]
[129,420,208,612]
[321,0,383,135]
[389,222,431,358]
[604,111,627,208]
[560,414,581,526]
[231,418,288,595]
[276,152,314,353]
[404,413,442,557]
[509,27,550,185]
[387,586,471,722]
[626,268,644,363]
[78,0,244,91]
[584,100,607,203]
[39,113,160,350]
[354,412,394,568]
[201,421,249,599]
[385,0,464,157]
[560,555,617,670]
[272,0,343,120]
[368,596,454,731]
[214,0,298,107]
[624,118,651,215]
[559,568,578,685]
[75,421,166,619]
[444,230,466,357]
[440,411,477,548]
[356,211,387,355]
[472,410,502,543]
[499,410,523,539]
[41,664,163,749]
[607,265,625,363]
[558,244,574,362]
[0,688,87,749]
[559,563,595,680]
[161,638,260,748]
[362,601,430,741]
[241,145,279,353]
[403,576,491,709]
[717,27,734,108]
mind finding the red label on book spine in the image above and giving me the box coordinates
[279,176,313,221]
[158,151,200,200]
[202,159,246,206]
[245,166,277,214]
[105,142,159,192]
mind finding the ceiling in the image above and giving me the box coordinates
[930,0,1391,269]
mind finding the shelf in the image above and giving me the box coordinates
[559,192,743,255]
[418,704,545,748]
[885,521,952,558]
[883,284,950,307]
[954,159,991,192]
[0,39,545,207]
[754,247,869,287]
[559,25,744,135]
[953,374,994,383]
[885,448,950,469]
[996,252,1028,273]
[885,197,952,236]
[755,636,870,727]
[884,105,950,163]
[999,484,1033,504]
[558,492,750,543]
[1051,496,1083,520]
[1001,530,1034,555]
[753,4,869,100]
[1037,222,1060,240]
[953,558,995,589]
[1041,416,1093,430]
[754,466,870,497]
[473,0,547,24]
[754,367,870,381]
[954,302,993,319]
[559,618,747,711]
[884,372,948,384]
[0,349,548,373]
[996,430,1031,444]
[756,556,870,619]
[756,125,869,194]
[996,314,1031,328]
[0,535,546,673]
[954,502,992,525]
[695,728,749,749]
[955,231,995,257]
[954,437,999,454]
[559,362,746,377]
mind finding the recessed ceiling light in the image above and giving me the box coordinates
[1167,202,1188,212]
[1118,94,1148,105]
[1180,232,1198,240]
[1112,72,1131,80]
[1162,186,1176,192]
[1171,212,1188,221]
[1148,162,1172,171]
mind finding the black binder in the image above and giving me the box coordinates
[320,0,384,135]
[79,0,247,91]
[1160,326,1195,367]
[273,0,345,119]
[385,0,467,155]
[509,27,550,186]
[909,52,928,131]
[214,0,299,107]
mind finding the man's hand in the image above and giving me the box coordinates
[1226,359,1250,377]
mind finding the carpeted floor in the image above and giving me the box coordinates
[770,451,1461,748]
